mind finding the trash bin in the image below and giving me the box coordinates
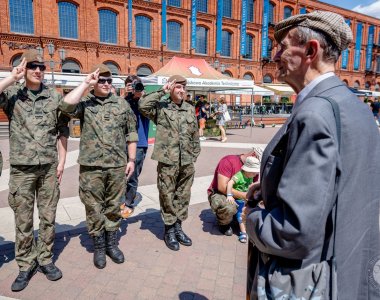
[69,119,81,138]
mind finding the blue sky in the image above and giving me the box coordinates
[319,0,380,18]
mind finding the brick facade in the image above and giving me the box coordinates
[0,0,379,90]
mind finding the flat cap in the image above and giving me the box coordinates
[91,64,111,76]
[168,75,187,85]
[21,49,44,63]
[274,11,353,51]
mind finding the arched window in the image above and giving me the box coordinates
[243,73,253,80]
[11,54,22,67]
[222,71,232,77]
[284,6,293,19]
[223,0,232,18]
[9,0,34,34]
[353,81,360,89]
[221,30,232,57]
[104,61,119,75]
[135,16,151,48]
[168,0,181,7]
[268,2,274,24]
[342,80,348,85]
[99,10,117,44]
[167,21,181,51]
[136,65,152,77]
[263,74,273,83]
[365,81,371,89]
[196,26,208,54]
[61,60,80,73]
[245,34,254,59]
[376,56,380,73]
[197,0,208,13]
[58,2,78,39]
[375,83,379,91]
[247,0,254,22]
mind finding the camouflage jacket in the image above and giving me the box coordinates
[60,92,138,167]
[139,90,200,166]
[0,83,69,165]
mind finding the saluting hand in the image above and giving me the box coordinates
[11,58,27,81]
[163,80,176,94]
[84,69,100,85]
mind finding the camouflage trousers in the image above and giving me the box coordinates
[79,165,125,237]
[157,162,195,225]
[208,191,238,225]
[8,163,59,271]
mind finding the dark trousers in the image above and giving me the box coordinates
[124,147,147,208]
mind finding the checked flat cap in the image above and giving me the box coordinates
[274,11,353,51]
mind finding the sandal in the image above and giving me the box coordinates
[120,203,135,219]
[238,232,247,243]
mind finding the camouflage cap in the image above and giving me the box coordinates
[274,11,353,51]
[168,75,187,86]
[21,49,44,63]
[91,64,111,77]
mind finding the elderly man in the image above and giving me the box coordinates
[0,50,69,291]
[61,64,138,269]
[245,11,380,299]
[139,75,200,251]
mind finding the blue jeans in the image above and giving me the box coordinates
[235,199,245,224]
[123,147,147,208]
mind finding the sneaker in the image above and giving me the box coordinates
[219,224,233,236]
[11,263,38,292]
[38,263,62,281]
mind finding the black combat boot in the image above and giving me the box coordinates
[105,230,125,264]
[38,262,62,281]
[164,224,180,251]
[174,220,192,246]
[11,261,38,292]
[93,232,106,269]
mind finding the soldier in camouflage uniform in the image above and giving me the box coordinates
[61,64,138,269]
[0,49,69,291]
[139,75,201,251]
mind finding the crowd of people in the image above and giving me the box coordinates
[0,9,379,299]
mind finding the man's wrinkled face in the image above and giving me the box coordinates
[94,76,112,96]
[273,29,307,87]
[170,83,186,103]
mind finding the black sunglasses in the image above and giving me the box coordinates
[26,63,46,71]
[97,78,113,85]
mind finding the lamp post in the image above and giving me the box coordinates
[46,42,66,88]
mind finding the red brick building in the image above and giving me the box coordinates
[0,0,379,91]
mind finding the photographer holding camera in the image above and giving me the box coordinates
[120,75,149,219]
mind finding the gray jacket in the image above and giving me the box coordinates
[247,76,380,299]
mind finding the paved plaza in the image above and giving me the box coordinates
[0,126,279,299]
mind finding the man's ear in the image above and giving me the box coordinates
[305,40,319,59]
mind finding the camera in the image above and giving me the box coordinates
[132,81,144,92]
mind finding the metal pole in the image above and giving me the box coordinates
[50,60,55,88]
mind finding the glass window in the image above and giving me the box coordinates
[9,0,34,34]
[168,0,181,7]
[196,26,208,54]
[268,2,274,24]
[135,16,151,48]
[61,60,80,73]
[245,34,253,59]
[377,56,380,73]
[104,62,119,75]
[284,6,293,19]
[222,71,232,77]
[247,0,254,22]
[137,65,152,77]
[221,30,232,57]
[167,21,181,51]
[197,0,208,13]
[353,81,360,89]
[11,54,22,67]
[268,38,273,59]
[223,0,232,18]
[243,73,253,80]
[99,9,117,44]
[375,82,379,91]
[263,74,272,83]
[365,81,370,89]
[58,2,78,39]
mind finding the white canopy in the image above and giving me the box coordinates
[215,86,274,96]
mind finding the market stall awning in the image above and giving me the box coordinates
[358,89,380,97]
[215,86,274,96]
[263,84,295,96]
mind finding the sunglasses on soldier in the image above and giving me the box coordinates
[97,78,113,85]
[26,62,46,72]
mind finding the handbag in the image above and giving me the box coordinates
[254,97,341,300]
[223,110,231,122]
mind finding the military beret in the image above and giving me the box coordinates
[91,64,111,76]
[21,49,44,64]
[274,11,353,51]
[168,75,187,85]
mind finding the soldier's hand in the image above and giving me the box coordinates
[84,69,100,85]
[163,80,175,93]
[56,163,64,184]
[125,162,135,180]
[11,58,27,81]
